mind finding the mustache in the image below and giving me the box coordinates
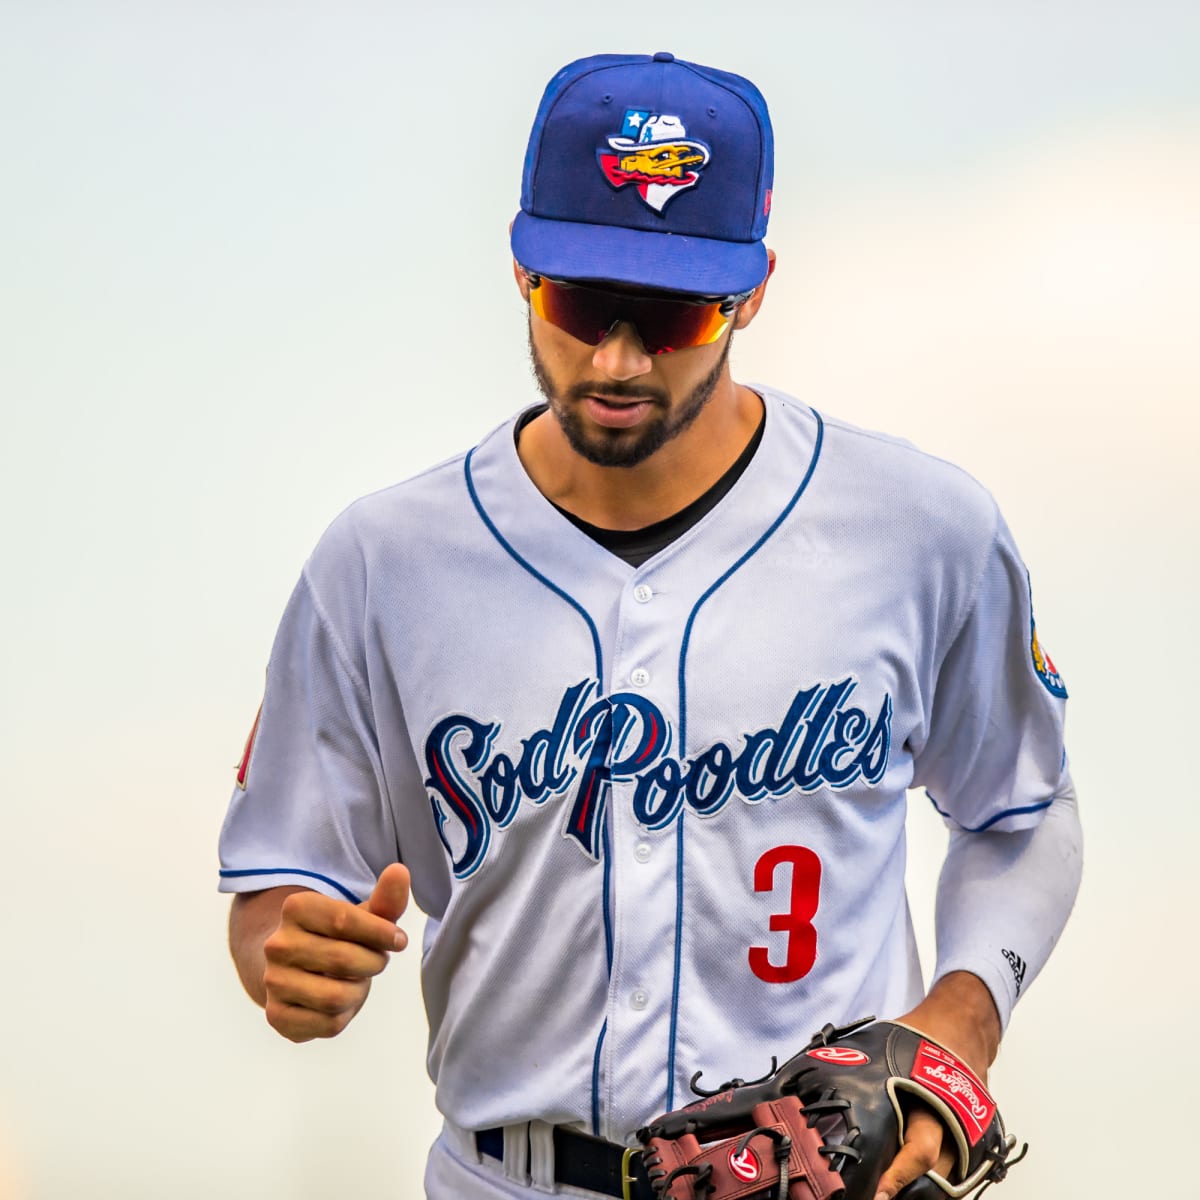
[565,380,667,405]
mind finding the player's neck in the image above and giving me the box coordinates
[520,380,763,532]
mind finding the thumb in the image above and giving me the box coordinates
[364,862,411,925]
[874,1108,946,1200]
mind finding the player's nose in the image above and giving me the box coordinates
[592,321,653,380]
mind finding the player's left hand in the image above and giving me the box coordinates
[873,971,1002,1200]
[639,1010,1021,1200]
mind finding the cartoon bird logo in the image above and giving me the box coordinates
[597,110,711,213]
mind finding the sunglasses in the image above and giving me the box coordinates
[524,271,756,355]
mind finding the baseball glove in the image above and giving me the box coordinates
[636,1016,1025,1200]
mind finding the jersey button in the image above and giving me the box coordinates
[633,584,653,603]
[634,841,652,863]
[630,668,650,687]
[630,988,649,1010]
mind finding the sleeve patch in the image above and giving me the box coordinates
[1027,573,1067,698]
[235,702,263,790]
[1030,624,1067,698]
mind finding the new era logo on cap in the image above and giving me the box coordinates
[511,51,774,296]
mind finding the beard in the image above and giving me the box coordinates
[527,321,733,469]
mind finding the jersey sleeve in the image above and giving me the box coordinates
[931,770,1082,1029]
[911,512,1068,833]
[217,566,398,904]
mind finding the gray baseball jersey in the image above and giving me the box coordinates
[219,385,1067,1152]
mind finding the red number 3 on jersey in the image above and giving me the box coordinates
[748,845,821,983]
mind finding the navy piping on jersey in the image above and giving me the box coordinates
[464,446,613,1132]
[664,407,825,1110]
[595,823,614,1135]
[219,867,361,904]
[926,791,1055,832]
[591,1020,608,1135]
[601,821,614,967]
[464,448,604,678]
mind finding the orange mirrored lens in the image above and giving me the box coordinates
[528,276,732,354]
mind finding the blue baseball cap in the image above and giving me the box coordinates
[511,52,774,297]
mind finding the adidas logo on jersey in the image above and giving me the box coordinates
[1001,948,1027,995]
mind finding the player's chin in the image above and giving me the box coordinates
[555,405,669,468]
[570,428,668,469]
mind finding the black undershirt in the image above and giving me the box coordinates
[514,405,766,568]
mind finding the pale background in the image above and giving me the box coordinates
[1,2,1196,1197]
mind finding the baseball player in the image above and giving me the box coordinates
[219,52,1081,1200]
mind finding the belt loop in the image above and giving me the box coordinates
[501,1123,531,1185]
[528,1119,558,1193]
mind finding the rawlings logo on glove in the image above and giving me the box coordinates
[637,1017,1026,1200]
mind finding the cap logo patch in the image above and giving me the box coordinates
[597,108,711,214]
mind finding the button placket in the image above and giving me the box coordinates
[603,573,676,1134]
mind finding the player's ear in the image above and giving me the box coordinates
[513,257,532,301]
[508,218,533,301]
[733,248,776,330]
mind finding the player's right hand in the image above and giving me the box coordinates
[261,863,410,1043]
